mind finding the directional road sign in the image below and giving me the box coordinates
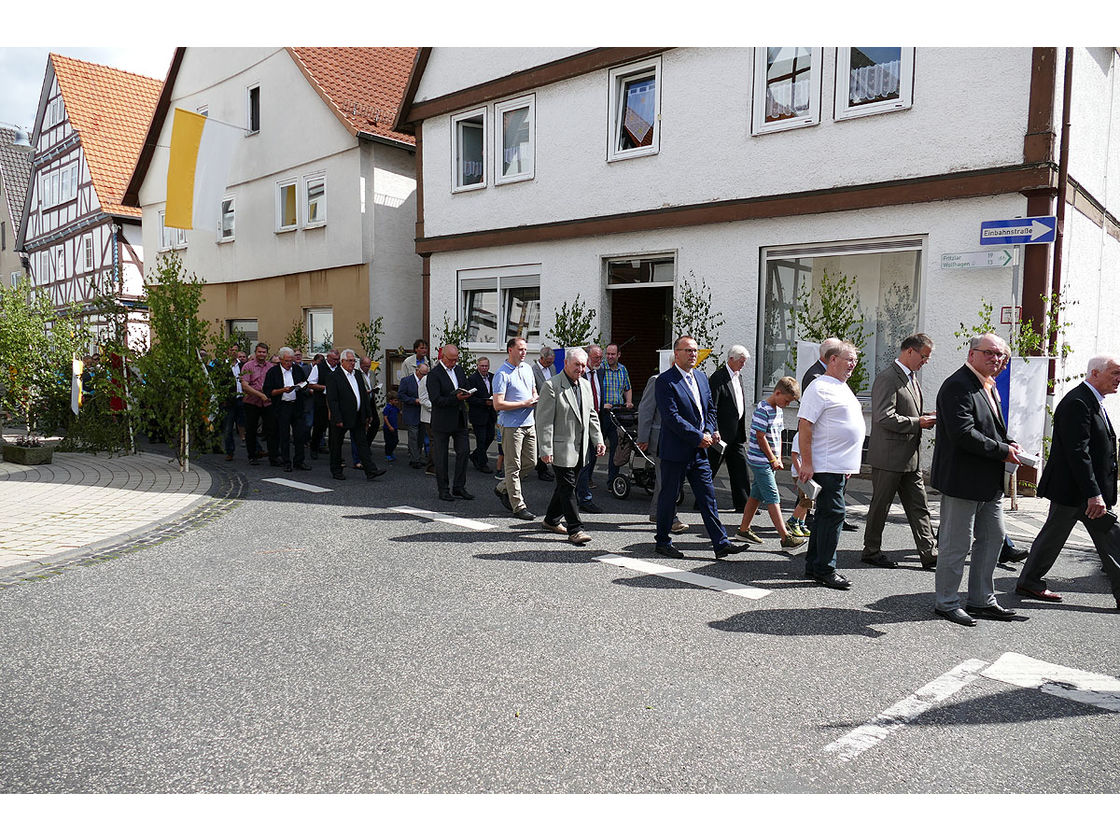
[941,249,1017,270]
[980,216,1056,245]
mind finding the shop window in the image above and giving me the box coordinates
[459,265,541,349]
[834,48,914,120]
[759,239,923,397]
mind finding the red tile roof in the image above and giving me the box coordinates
[287,47,417,146]
[50,53,165,218]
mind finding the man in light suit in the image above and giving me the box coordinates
[637,372,686,534]
[426,344,474,502]
[653,336,748,560]
[537,347,606,545]
[1017,354,1120,611]
[930,333,1024,626]
[325,349,386,481]
[397,364,424,468]
[707,344,752,512]
[862,333,938,569]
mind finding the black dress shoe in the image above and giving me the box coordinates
[332,472,346,480]
[284,465,293,472]
[248,458,259,465]
[294,463,311,470]
[966,604,1028,622]
[714,542,749,559]
[655,544,685,559]
[1000,545,1029,563]
[367,466,387,478]
[513,508,535,521]
[538,471,554,482]
[811,571,851,590]
[579,502,603,514]
[439,492,457,502]
[935,607,977,626]
[841,520,859,532]
[453,488,475,500]
[920,552,938,570]
[861,552,898,569]
[494,485,513,511]
[478,464,492,474]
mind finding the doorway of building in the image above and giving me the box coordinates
[606,255,674,403]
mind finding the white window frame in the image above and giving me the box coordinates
[306,307,334,354]
[494,95,535,186]
[83,233,94,272]
[458,264,542,351]
[158,211,188,251]
[11,271,21,287]
[752,48,822,135]
[607,56,662,163]
[304,173,326,227]
[218,196,235,242]
[276,179,298,232]
[834,47,915,121]
[246,84,261,135]
[451,107,488,193]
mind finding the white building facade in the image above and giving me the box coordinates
[398,47,1120,471]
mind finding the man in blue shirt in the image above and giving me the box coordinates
[493,336,540,520]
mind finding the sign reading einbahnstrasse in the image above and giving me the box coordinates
[941,249,1017,270]
[980,216,1056,245]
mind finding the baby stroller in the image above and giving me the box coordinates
[605,406,657,499]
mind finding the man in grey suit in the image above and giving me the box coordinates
[637,372,687,534]
[536,347,606,545]
[862,333,938,569]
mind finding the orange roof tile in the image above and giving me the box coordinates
[287,47,416,146]
[51,53,165,218]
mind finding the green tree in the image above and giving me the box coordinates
[127,253,220,470]
[284,318,309,354]
[672,271,726,368]
[546,293,601,349]
[435,313,477,372]
[794,270,870,395]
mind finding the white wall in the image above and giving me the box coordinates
[414,48,586,103]
[420,47,1035,239]
[1068,48,1120,214]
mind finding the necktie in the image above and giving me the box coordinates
[591,371,600,411]
[733,372,744,418]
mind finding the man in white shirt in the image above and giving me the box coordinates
[707,344,752,511]
[797,341,866,590]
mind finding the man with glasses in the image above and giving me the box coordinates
[652,336,748,560]
[862,333,938,570]
[930,334,1025,626]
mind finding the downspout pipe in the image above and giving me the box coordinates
[1048,48,1074,378]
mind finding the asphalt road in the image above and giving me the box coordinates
[2,452,1118,794]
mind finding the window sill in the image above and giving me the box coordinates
[752,117,820,136]
[607,145,658,163]
[304,221,326,230]
[495,173,534,186]
[275,226,297,234]
[834,101,912,121]
[451,183,487,194]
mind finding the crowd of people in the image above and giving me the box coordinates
[215,330,1120,620]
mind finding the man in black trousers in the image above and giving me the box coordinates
[263,347,311,472]
[325,349,386,481]
[1017,354,1120,611]
[466,355,497,473]
[707,344,752,511]
[426,344,474,502]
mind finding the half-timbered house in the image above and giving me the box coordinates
[15,53,165,344]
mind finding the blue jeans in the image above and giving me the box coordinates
[805,473,847,576]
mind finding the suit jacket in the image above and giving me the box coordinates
[931,364,1014,501]
[466,370,497,426]
[637,374,662,454]
[655,366,717,464]
[585,365,607,413]
[532,361,554,392]
[397,373,422,427]
[866,362,925,472]
[262,363,309,409]
[427,362,470,434]
[311,360,336,402]
[1038,381,1118,507]
[801,359,826,395]
[708,363,747,444]
[536,371,603,468]
[326,366,372,430]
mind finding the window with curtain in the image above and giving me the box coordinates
[453,109,486,190]
[835,48,914,120]
[496,96,534,184]
[753,48,822,134]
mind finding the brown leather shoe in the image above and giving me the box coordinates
[1015,586,1062,602]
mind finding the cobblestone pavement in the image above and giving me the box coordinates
[0,449,241,584]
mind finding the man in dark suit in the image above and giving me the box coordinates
[862,333,938,569]
[707,344,752,512]
[467,356,497,473]
[263,347,311,472]
[653,336,748,560]
[1017,354,1120,611]
[307,349,340,458]
[397,364,424,468]
[930,334,1024,626]
[426,343,474,502]
[325,349,386,481]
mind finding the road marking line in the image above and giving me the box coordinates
[261,478,333,494]
[596,554,771,600]
[823,658,989,763]
[982,652,1120,712]
[391,506,497,531]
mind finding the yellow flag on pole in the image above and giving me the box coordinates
[165,109,239,230]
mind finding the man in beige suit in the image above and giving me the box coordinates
[536,347,606,545]
[862,333,938,569]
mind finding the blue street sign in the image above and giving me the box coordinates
[980,216,1056,245]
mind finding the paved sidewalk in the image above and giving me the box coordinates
[0,449,213,573]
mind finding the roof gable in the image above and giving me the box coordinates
[49,52,165,218]
[0,127,34,240]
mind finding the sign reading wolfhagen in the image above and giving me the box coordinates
[941,249,1017,270]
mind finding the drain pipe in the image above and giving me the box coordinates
[1048,48,1074,382]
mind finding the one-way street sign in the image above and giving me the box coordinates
[980,216,1056,245]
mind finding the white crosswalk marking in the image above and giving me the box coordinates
[261,478,333,494]
[391,506,497,531]
[596,554,771,600]
[982,652,1120,712]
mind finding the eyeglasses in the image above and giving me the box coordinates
[974,348,1006,360]
[676,348,699,354]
